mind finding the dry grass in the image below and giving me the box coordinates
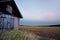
[19,26,60,39]
[0,30,40,40]
[0,26,60,40]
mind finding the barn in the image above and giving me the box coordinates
[0,0,23,30]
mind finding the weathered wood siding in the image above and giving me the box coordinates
[0,13,19,30]
[14,17,19,30]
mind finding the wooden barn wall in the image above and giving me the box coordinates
[14,17,19,30]
[0,13,19,30]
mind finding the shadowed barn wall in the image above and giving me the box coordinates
[0,13,19,30]
[14,17,19,30]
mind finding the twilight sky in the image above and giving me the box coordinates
[15,0,60,26]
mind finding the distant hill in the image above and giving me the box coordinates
[20,24,60,27]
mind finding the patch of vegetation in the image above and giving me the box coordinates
[0,30,40,40]
[0,30,55,40]
[38,37,48,40]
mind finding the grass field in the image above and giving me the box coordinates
[19,26,60,39]
[0,26,60,40]
[0,30,57,40]
[0,30,40,40]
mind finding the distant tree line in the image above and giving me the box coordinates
[49,24,60,27]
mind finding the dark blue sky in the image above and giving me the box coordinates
[15,0,60,26]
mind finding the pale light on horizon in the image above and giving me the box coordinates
[15,0,60,26]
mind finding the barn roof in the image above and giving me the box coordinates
[0,0,23,18]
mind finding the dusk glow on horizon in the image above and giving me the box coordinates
[15,0,60,26]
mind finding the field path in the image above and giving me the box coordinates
[19,26,60,39]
